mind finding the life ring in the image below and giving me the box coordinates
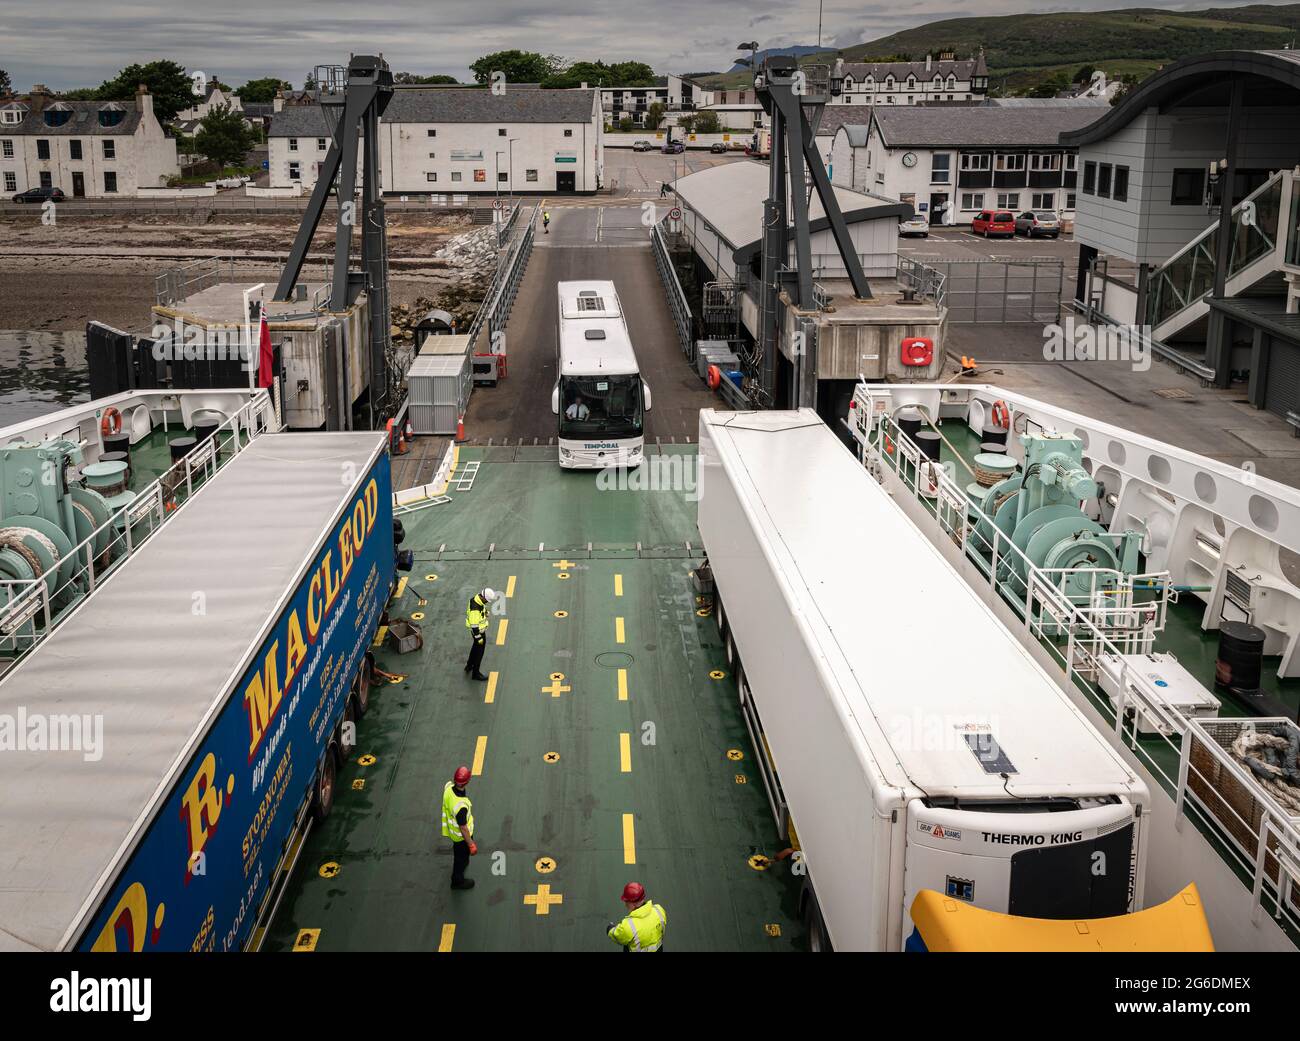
[100,407,123,438]
[989,400,1010,430]
[706,365,722,390]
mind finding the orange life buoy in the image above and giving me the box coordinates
[100,407,123,438]
[990,400,1010,430]
[706,365,722,390]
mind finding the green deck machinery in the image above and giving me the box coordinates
[970,431,1141,608]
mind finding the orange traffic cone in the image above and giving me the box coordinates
[455,415,466,443]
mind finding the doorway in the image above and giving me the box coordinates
[556,170,576,193]
[72,172,85,198]
[928,192,949,226]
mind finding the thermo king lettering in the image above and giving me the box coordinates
[982,831,1085,846]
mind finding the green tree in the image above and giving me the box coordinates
[194,103,258,168]
[469,50,555,87]
[644,101,665,130]
[692,110,722,134]
[0,69,11,96]
[610,61,655,86]
[95,60,193,121]
[677,113,697,134]
[394,72,459,85]
[617,116,634,132]
[236,77,291,103]
[542,60,612,88]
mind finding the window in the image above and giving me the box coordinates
[288,137,298,151]
[1065,154,1078,171]
[427,172,437,182]
[960,153,990,172]
[1097,163,1112,198]
[103,171,117,193]
[1066,192,1077,209]
[526,169,538,182]
[103,140,115,159]
[997,192,1020,209]
[1,140,12,158]
[1082,161,1096,194]
[0,110,20,126]
[428,152,436,159]
[1032,192,1055,209]
[498,128,507,136]
[961,192,985,210]
[427,129,437,137]
[1113,165,1129,203]
[288,162,300,180]
[39,171,52,188]
[1030,153,1060,172]
[36,139,50,161]
[69,140,82,161]
[2,171,13,191]
[1171,168,1204,206]
[498,171,507,183]
[317,138,326,151]
[450,171,462,182]
[995,153,1026,172]
[563,129,573,137]
[930,150,951,183]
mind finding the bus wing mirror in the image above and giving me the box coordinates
[643,381,653,411]
[551,383,560,415]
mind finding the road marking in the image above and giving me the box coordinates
[472,736,488,776]
[505,575,517,598]
[535,856,557,874]
[294,929,320,951]
[395,576,408,598]
[553,559,576,569]
[615,617,625,643]
[622,814,636,864]
[523,884,564,915]
[318,862,340,878]
[617,668,628,701]
[619,732,632,773]
[614,573,623,596]
[542,675,571,698]
[438,924,456,952]
[495,619,508,646]
[485,671,499,704]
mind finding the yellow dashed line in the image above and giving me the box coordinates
[619,732,632,773]
[505,575,516,599]
[622,813,636,864]
[495,618,509,646]
[438,924,456,952]
[614,573,623,597]
[617,668,628,702]
[615,617,625,644]
[472,736,488,776]
[485,671,499,704]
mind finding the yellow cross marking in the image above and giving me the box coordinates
[542,677,571,698]
[543,751,560,763]
[523,884,564,915]
[765,924,782,937]
[552,559,576,570]
[535,856,557,874]
[727,749,744,761]
[484,671,499,704]
[472,736,488,776]
[351,778,366,790]
[319,862,340,878]
[614,573,623,597]
[505,575,517,598]
[495,619,508,646]
[438,924,456,952]
[622,813,636,865]
[617,668,628,702]
[615,617,625,644]
[294,929,320,951]
[619,732,632,772]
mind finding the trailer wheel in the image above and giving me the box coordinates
[353,654,373,718]
[803,884,832,953]
[715,593,727,641]
[313,753,337,822]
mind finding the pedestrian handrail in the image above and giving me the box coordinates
[651,220,694,361]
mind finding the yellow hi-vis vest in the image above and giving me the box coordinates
[466,595,488,632]
[608,901,667,951]
[441,782,473,842]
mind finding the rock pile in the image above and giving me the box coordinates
[434,225,501,274]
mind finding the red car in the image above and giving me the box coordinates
[972,209,1015,238]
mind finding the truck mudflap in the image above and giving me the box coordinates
[75,457,395,952]
[902,798,1141,942]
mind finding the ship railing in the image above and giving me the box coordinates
[867,411,1300,940]
[0,391,277,667]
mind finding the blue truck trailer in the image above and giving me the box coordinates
[0,432,396,952]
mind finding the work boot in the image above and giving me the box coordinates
[451,879,476,890]
[471,671,489,682]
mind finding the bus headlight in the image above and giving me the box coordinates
[561,447,572,457]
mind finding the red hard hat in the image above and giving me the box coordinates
[621,882,645,904]
[453,766,471,786]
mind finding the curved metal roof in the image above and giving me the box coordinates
[1061,49,1300,147]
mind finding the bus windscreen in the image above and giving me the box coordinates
[559,374,643,438]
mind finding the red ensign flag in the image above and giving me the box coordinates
[257,311,273,388]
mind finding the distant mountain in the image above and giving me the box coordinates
[729,45,825,72]
[702,3,1300,94]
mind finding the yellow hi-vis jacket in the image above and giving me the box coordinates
[466,594,488,634]
[608,901,667,951]
[441,782,474,842]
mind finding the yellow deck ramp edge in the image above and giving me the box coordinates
[910,883,1214,952]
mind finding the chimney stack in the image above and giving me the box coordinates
[925,54,932,72]
[136,83,153,117]
[273,89,284,113]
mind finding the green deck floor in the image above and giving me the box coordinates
[263,447,806,952]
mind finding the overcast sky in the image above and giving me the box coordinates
[1,0,1282,90]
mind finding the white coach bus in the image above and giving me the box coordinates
[551,281,651,469]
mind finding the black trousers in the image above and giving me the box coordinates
[452,839,470,883]
[465,632,486,673]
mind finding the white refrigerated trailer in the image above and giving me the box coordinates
[697,410,1151,951]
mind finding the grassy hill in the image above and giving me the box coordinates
[699,3,1300,94]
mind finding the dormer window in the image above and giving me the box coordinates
[947,75,957,89]
[43,103,72,128]
[98,103,125,128]
[1,103,29,126]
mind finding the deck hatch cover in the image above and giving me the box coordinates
[964,731,1017,775]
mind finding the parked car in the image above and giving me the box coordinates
[709,142,729,154]
[972,209,1015,238]
[898,215,930,238]
[631,140,654,152]
[662,140,685,154]
[12,186,65,204]
[1015,209,1061,238]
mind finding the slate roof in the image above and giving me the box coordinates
[868,105,1104,148]
[842,56,987,83]
[0,100,143,136]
